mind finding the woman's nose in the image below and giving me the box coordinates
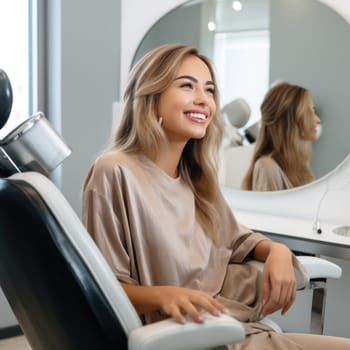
[194,88,208,105]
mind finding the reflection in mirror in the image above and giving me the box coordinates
[134,0,350,189]
[241,81,320,192]
[222,98,252,147]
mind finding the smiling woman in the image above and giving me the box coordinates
[117,2,350,341]
[83,42,350,350]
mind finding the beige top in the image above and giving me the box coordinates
[252,156,293,191]
[82,150,306,349]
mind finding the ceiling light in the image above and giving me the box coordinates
[208,21,216,31]
[232,1,242,12]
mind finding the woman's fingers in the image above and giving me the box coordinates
[212,298,229,314]
[260,241,299,316]
[262,270,296,315]
[167,304,187,324]
[189,294,225,317]
[178,298,204,323]
[160,287,226,323]
[281,288,296,315]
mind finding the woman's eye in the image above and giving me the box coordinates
[180,82,193,89]
[206,88,215,95]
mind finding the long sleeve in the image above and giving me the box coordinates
[83,160,140,285]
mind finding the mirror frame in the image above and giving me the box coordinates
[120,0,350,92]
[120,0,350,226]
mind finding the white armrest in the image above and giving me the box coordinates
[246,259,309,290]
[296,256,342,280]
[128,313,245,350]
[247,256,342,291]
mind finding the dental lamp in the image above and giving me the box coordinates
[0,69,12,129]
[222,98,261,146]
[0,68,71,177]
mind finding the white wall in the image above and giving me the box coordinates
[46,0,121,216]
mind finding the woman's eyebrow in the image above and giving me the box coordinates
[174,75,214,86]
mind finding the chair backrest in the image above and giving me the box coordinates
[0,172,142,350]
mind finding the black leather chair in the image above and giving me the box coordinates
[0,171,245,350]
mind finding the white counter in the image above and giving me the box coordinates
[232,210,350,248]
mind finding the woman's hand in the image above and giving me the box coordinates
[253,241,297,316]
[121,283,227,324]
[155,286,227,324]
[261,243,297,316]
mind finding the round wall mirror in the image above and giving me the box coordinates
[133,0,350,190]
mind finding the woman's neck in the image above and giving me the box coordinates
[151,142,185,178]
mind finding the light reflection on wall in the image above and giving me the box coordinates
[0,0,29,137]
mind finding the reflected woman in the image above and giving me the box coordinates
[241,82,321,191]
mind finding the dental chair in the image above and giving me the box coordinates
[0,172,342,350]
[0,171,247,350]
[0,69,342,349]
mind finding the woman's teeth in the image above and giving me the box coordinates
[186,112,206,120]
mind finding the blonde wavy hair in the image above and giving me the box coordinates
[110,44,224,241]
[242,82,315,190]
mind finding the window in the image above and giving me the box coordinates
[0,0,39,137]
[214,30,270,129]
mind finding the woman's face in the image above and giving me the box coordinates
[307,98,321,141]
[157,55,216,145]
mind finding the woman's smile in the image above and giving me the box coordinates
[184,110,208,123]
